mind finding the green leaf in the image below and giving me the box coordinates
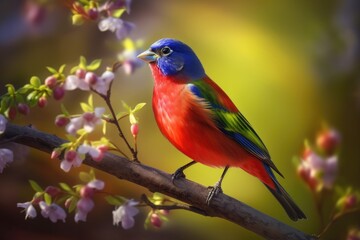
[72,14,84,25]
[116,112,128,120]
[129,113,137,124]
[112,8,125,18]
[88,94,93,109]
[59,64,66,74]
[80,102,92,112]
[87,59,102,71]
[59,182,74,193]
[79,171,92,183]
[44,193,52,205]
[46,66,57,74]
[121,101,131,111]
[79,56,87,69]
[102,120,107,135]
[6,84,15,96]
[133,103,146,112]
[68,197,78,213]
[104,195,124,206]
[26,91,37,101]
[70,66,79,74]
[60,104,70,116]
[29,180,43,192]
[30,76,41,87]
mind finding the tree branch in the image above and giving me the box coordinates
[1,123,316,240]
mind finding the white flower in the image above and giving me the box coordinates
[78,144,107,162]
[98,17,134,40]
[0,148,14,173]
[17,201,37,219]
[323,156,338,189]
[64,75,90,91]
[0,114,7,134]
[75,197,94,223]
[60,150,84,172]
[39,201,66,223]
[113,199,139,229]
[92,71,114,96]
[87,179,105,190]
[65,107,105,135]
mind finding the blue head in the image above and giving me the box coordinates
[137,38,205,80]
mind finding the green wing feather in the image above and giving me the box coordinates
[188,80,283,176]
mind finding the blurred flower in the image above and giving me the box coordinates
[65,107,105,135]
[39,201,66,223]
[316,127,341,156]
[347,227,360,240]
[150,212,162,228]
[23,0,46,27]
[17,201,37,219]
[17,103,30,115]
[0,114,7,134]
[64,74,90,91]
[113,199,139,229]
[118,38,144,74]
[92,71,114,96]
[60,150,84,172]
[78,144,105,161]
[98,17,134,40]
[87,179,105,190]
[100,0,132,14]
[297,152,338,190]
[0,148,14,173]
[75,197,94,222]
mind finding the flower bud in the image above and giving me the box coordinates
[131,123,139,137]
[45,76,57,89]
[80,186,95,198]
[150,213,162,228]
[53,85,65,100]
[345,194,357,209]
[75,69,86,79]
[88,8,99,20]
[316,128,340,156]
[17,103,30,115]
[65,150,77,162]
[37,96,47,108]
[55,115,70,127]
[8,106,17,120]
[45,186,61,197]
[85,72,98,85]
[51,149,61,159]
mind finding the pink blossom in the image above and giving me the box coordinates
[77,144,107,162]
[87,179,105,190]
[119,49,144,75]
[64,74,90,91]
[39,201,66,223]
[92,71,114,96]
[112,199,139,229]
[0,114,7,134]
[17,201,37,219]
[0,148,14,173]
[75,197,94,223]
[60,150,84,172]
[65,107,105,134]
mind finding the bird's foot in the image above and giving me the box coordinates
[171,169,186,184]
[206,181,223,205]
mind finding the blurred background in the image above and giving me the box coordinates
[0,0,360,239]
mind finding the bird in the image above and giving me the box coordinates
[137,38,306,221]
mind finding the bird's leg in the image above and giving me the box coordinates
[171,160,197,184]
[206,166,230,205]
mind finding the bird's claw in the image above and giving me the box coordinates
[206,182,223,205]
[171,169,186,184]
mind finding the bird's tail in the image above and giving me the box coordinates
[264,165,307,221]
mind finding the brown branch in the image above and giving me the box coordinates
[1,123,316,240]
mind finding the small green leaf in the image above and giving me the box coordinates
[59,182,73,193]
[105,195,124,206]
[44,193,52,205]
[68,197,78,213]
[121,101,130,111]
[6,84,15,96]
[30,76,41,87]
[87,59,102,71]
[129,113,137,124]
[79,171,92,183]
[102,120,107,135]
[116,112,128,120]
[79,56,87,69]
[80,102,92,112]
[27,91,37,101]
[60,104,70,116]
[59,64,66,74]
[72,14,84,25]
[29,180,43,192]
[133,103,146,112]
[46,66,57,74]
[88,94,93,108]
[112,8,125,18]
[70,66,79,74]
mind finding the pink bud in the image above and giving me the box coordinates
[88,8,98,20]
[32,196,43,205]
[131,123,139,137]
[51,149,61,159]
[85,72,98,85]
[80,186,95,198]
[53,85,65,100]
[45,186,61,197]
[55,115,70,127]
[17,103,30,115]
[345,195,357,209]
[316,128,341,156]
[45,76,57,89]
[8,106,17,120]
[150,213,162,228]
[37,96,47,108]
[65,150,77,162]
[76,69,86,79]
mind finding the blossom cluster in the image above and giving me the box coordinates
[0,115,14,173]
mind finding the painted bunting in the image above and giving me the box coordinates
[137,38,306,221]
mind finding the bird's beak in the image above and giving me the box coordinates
[137,49,158,63]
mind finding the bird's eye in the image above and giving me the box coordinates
[160,47,172,56]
